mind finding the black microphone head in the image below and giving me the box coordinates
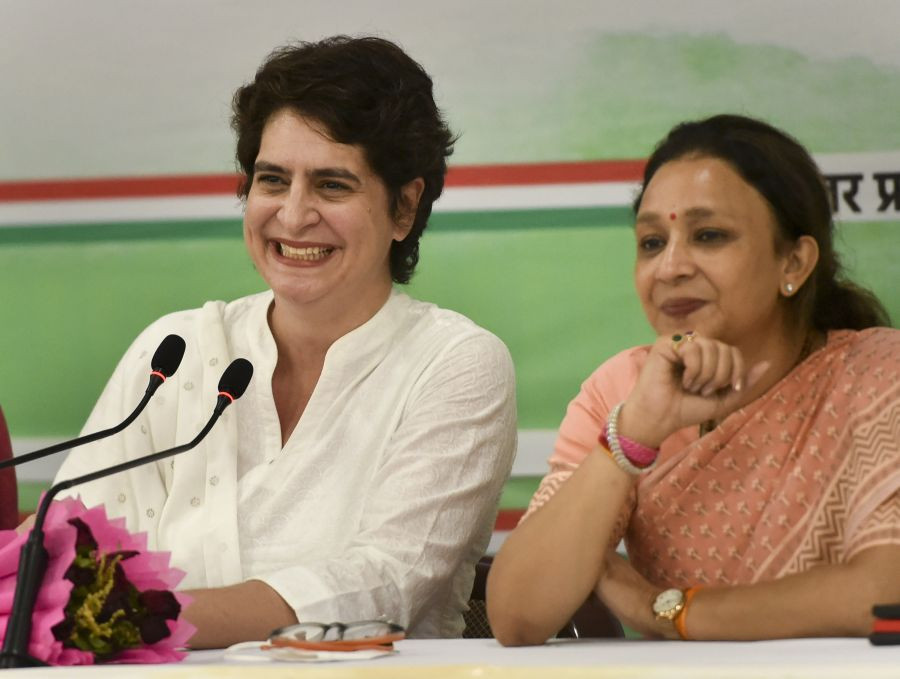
[151,335,186,378]
[218,358,253,400]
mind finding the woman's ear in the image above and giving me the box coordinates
[393,178,425,241]
[781,235,819,296]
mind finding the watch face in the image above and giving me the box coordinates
[653,588,684,615]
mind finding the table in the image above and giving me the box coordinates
[4,638,900,677]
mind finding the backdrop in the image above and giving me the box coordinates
[2,1,898,525]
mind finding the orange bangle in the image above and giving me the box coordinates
[675,586,702,640]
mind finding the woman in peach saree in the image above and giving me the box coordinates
[488,114,900,643]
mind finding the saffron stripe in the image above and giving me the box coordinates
[0,159,645,203]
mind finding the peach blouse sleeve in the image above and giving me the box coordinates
[522,346,649,542]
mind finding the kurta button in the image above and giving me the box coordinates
[117,493,126,503]
[209,476,219,486]
[209,358,218,366]
[140,425,147,434]
[190,497,201,507]
[146,509,155,518]
[184,381,194,391]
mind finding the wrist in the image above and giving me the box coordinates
[674,586,702,640]
[600,403,660,475]
[618,400,670,449]
[651,586,701,640]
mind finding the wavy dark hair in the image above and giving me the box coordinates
[633,114,889,331]
[232,36,455,284]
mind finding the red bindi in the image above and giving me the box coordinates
[669,212,677,220]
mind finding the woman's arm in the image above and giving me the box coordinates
[488,335,768,646]
[487,449,633,646]
[182,581,297,649]
[599,544,900,639]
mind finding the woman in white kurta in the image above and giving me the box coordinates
[53,36,517,647]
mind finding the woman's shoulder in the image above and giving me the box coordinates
[579,344,651,400]
[396,292,512,354]
[826,327,900,369]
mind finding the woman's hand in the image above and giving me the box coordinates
[595,551,676,639]
[619,334,769,447]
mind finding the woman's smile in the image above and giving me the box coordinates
[273,240,338,264]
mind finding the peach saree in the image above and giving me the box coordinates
[527,328,900,588]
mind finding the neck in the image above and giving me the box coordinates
[739,320,820,404]
[268,284,392,365]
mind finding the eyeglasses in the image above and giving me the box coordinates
[267,621,406,652]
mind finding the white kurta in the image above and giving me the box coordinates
[53,289,517,637]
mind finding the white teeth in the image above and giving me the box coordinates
[277,243,335,261]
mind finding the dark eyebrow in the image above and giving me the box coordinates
[309,167,362,185]
[635,212,660,227]
[635,206,717,227]
[682,207,716,221]
[252,161,362,187]
[253,161,288,175]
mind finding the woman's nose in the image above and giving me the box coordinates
[278,186,320,228]
[656,237,695,281]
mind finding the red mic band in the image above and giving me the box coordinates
[150,371,167,382]
[218,391,235,403]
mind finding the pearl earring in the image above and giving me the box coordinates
[784,283,795,295]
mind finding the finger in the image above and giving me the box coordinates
[718,360,772,412]
[687,339,719,393]
[679,339,705,391]
[731,346,746,392]
[702,343,734,397]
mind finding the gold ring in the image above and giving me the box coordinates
[671,330,695,352]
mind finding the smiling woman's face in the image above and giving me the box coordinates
[243,109,412,316]
[633,155,793,349]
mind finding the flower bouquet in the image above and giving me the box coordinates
[0,497,195,665]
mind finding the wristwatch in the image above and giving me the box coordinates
[652,588,685,621]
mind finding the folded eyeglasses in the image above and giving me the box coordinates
[266,621,405,652]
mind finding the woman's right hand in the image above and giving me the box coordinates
[618,333,769,448]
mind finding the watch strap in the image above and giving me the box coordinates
[674,586,702,640]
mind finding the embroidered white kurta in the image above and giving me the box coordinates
[54,289,517,637]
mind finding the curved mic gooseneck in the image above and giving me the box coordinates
[0,334,187,471]
[0,358,253,669]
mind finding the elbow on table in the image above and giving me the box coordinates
[487,604,552,647]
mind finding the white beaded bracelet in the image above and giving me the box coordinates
[605,402,658,475]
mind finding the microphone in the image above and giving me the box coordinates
[0,358,253,668]
[0,334,187,471]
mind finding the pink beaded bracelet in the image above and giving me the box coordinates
[601,402,660,474]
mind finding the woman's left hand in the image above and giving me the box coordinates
[595,551,677,639]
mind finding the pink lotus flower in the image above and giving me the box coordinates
[0,497,194,665]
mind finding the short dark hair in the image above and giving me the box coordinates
[633,114,889,331]
[232,36,455,284]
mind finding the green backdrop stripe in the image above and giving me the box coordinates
[17,477,544,514]
[1,219,894,438]
[0,207,632,244]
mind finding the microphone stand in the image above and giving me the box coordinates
[0,393,234,668]
[0,333,185,472]
[0,378,162,472]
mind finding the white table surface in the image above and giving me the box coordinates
[4,638,900,678]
